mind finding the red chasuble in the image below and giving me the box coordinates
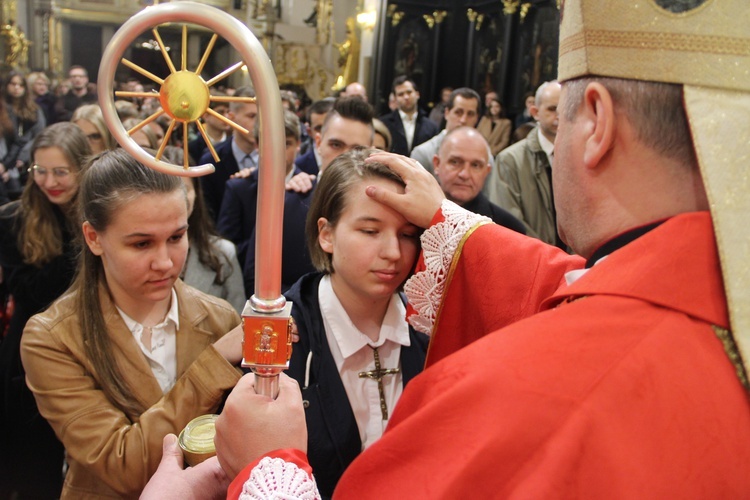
[332,211,750,497]
[230,211,750,498]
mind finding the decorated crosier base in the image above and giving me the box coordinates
[242,302,294,398]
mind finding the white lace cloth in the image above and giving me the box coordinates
[240,457,321,499]
[403,200,490,335]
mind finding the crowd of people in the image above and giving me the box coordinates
[0,60,535,499]
[2,0,750,496]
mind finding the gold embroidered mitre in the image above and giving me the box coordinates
[558,0,750,384]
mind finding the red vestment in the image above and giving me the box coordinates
[231,210,750,498]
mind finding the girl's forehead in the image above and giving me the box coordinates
[338,177,404,217]
[109,190,185,221]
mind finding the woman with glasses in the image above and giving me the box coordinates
[0,122,90,498]
[71,104,117,154]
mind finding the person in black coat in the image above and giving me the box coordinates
[0,123,90,499]
[199,87,258,221]
[243,173,315,295]
[280,148,429,498]
[27,72,57,126]
[378,76,439,156]
[217,109,305,273]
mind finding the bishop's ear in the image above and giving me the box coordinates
[581,82,616,170]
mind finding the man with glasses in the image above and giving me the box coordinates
[55,65,97,122]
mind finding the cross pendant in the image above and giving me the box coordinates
[358,346,400,420]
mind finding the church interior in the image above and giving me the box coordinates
[1,0,560,117]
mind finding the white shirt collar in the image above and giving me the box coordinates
[398,108,417,123]
[318,276,411,359]
[117,288,180,332]
[537,127,555,157]
[231,138,258,169]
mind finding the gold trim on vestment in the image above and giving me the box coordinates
[712,326,750,394]
[560,29,750,58]
[426,220,491,363]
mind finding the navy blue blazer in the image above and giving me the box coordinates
[188,135,209,165]
[199,138,240,221]
[243,174,316,295]
[294,149,319,176]
[284,273,429,498]
[379,109,439,156]
[216,168,260,269]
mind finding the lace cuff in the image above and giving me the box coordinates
[404,200,491,335]
[239,456,321,500]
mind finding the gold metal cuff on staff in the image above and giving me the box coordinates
[98,2,293,399]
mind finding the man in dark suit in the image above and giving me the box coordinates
[188,90,231,164]
[295,98,334,175]
[434,126,526,235]
[379,76,439,156]
[218,111,315,292]
[199,86,258,220]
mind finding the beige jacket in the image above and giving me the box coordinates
[21,280,242,499]
[476,116,512,156]
[483,126,557,245]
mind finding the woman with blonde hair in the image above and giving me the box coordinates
[26,71,57,125]
[71,103,117,154]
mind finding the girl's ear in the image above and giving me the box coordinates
[317,217,334,254]
[82,221,104,256]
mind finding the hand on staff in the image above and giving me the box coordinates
[215,373,307,479]
[140,434,230,500]
[213,324,244,365]
[286,172,316,193]
[213,318,299,366]
[365,152,445,228]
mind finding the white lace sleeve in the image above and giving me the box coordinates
[239,456,321,500]
[404,200,491,335]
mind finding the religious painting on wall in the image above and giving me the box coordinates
[472,13,506,96]
[516,5,559,98]
[391,16,432,91]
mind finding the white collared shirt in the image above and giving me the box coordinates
[399,109,418,152]
[211,131,227,145]
[313,147,323,171]
[117,289,180,394]
[537,127,555,167]
[318,276,411,450]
